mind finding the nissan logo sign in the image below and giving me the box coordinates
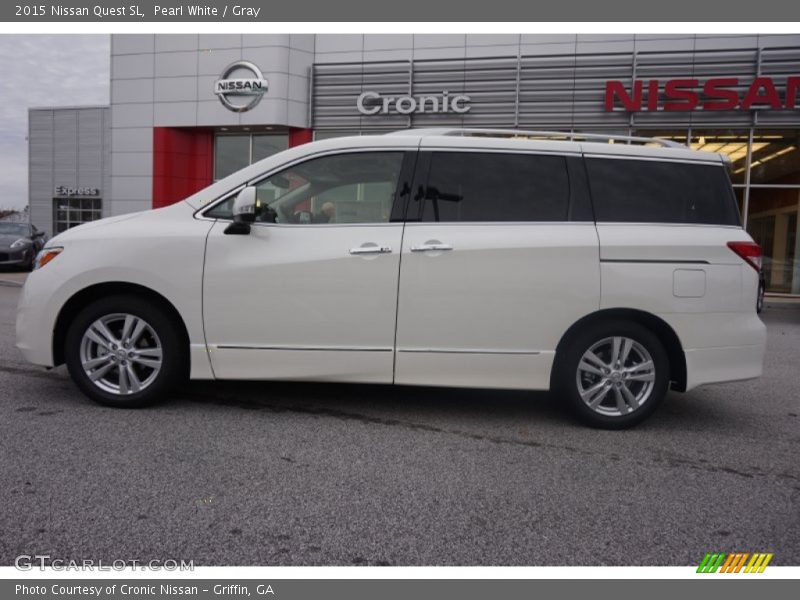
[605,76,800,112]
[357,91,471,115]
[214,61,268,113]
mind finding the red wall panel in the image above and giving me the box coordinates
[152,127,214,209]
[288,127,313,147]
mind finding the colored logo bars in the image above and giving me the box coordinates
[697,552,774,573]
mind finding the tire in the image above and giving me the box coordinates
[553,320,670,429]
[64,295,185,408]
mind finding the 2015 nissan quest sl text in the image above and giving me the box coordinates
[15,129,767,428]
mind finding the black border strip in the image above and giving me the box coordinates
[600,259,711,264]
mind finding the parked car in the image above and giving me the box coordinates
[15,129,767,428]
[0,222,46,271]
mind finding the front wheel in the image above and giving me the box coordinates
[65,296,185,408]
[554,321,670,429]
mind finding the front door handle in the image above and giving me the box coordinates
[349,244,392,255]
[410,242,453,252]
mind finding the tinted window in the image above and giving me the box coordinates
[585,158,740,225]
[421,152,570,222]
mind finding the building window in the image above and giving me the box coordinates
[214,135,250,180]
[746,131,800,294]
[313,130,362,141]
[53,198,102,234]
[214,133,289,180]
[746,131,800,186]
[689,130,751,185]
[312,130,398,142]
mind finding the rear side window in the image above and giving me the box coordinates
[421,152,570,222]
[585,157,740,226]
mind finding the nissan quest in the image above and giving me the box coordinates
[15,129,767,428]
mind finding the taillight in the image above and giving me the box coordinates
[727,241,762,272]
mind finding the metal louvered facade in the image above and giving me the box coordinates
[311,46,800,131]
[28,106,110,238]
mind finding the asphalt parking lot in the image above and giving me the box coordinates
[0,279,798,566]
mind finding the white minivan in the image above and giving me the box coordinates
[16,129,767,428]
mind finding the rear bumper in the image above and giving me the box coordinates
[684,341,766,391]
[660,311,766,392]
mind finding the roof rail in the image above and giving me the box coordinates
[386,128,685,149]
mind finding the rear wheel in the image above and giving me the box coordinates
[65,296,185,408]
[554,320,670,429]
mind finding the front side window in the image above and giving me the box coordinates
[206,152,405,224]
[421,152,570,223]
[585,158,740,226]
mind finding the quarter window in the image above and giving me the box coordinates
[585,158,740,225]
[421,152,570,222]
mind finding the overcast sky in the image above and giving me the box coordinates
[0,35,110,211]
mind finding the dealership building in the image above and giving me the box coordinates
[28,33,800,293]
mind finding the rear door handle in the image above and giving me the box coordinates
[410,243,453,252]
[349,245,392,255]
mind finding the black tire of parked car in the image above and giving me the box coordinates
[64,295,185,408]
[554,320,670,429]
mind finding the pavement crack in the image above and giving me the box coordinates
[185,391,798,487]
[0,364,63,381]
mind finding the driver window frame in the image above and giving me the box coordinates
[200,149,417,226]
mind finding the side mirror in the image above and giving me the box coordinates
[224,186,257,235]
[33,231,45,238]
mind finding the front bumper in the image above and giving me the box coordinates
[15,269,58,367]
[0,247,34,268]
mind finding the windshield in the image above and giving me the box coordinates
[0,223,29,236]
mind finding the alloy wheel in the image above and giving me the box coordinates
[79,313,163,395]
[575,336,656,417]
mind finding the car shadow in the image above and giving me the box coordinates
[176,378,567,424]
[41,365,753,435]
[170,378,738,434]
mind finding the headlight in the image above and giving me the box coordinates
[10,238,31,249]
[33,247,63,270]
